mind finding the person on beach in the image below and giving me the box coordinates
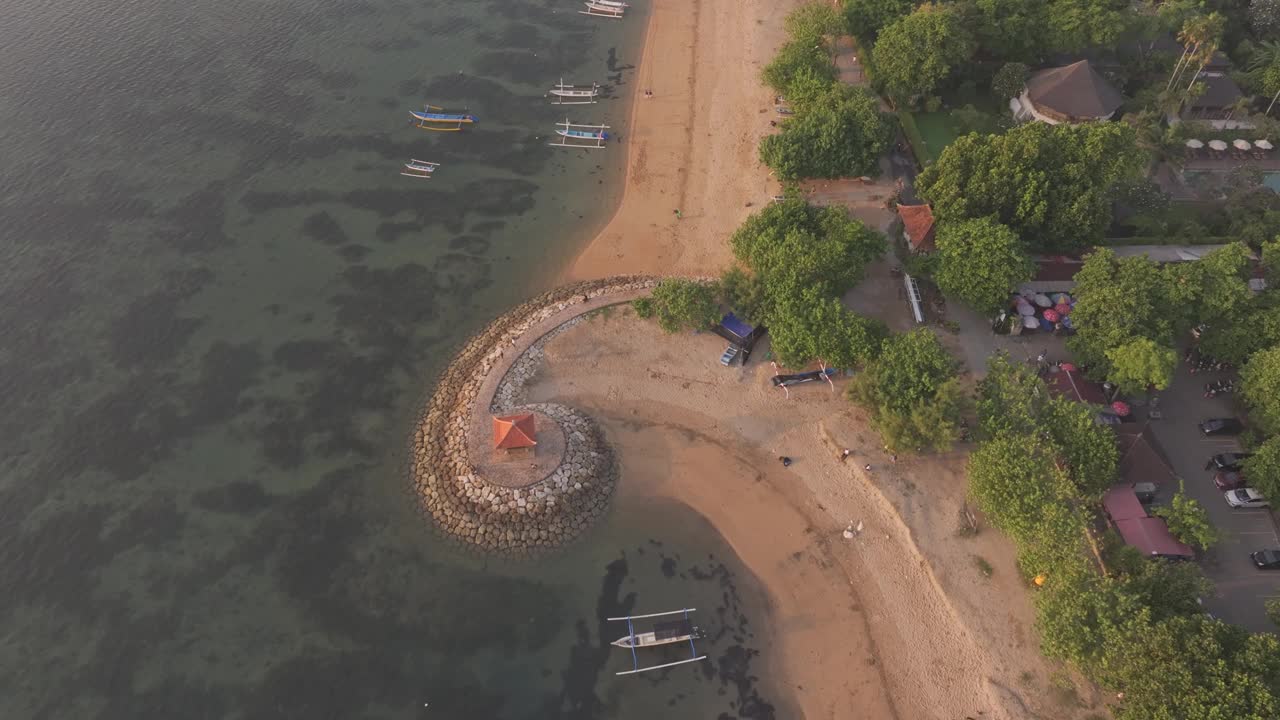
[839,449,850,462]
[779,456,792,467]
[674,209,682,219]
[864,463,872,472]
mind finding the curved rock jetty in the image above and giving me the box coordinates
[409,276,657,555]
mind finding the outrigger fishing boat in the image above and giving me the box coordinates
[608,608,706,676]
[409,104,478,132]
[580,1,625,18]
[548,119,610,149]
[548,79,601,105]
[401,159,440,179]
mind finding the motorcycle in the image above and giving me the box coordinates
[1204,380,1235,398]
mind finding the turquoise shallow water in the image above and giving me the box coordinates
[0,0,790,717]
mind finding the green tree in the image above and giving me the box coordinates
[933,217,1034,314]
[1160,242,1252,335]
[847,328,963,452]
[971,0,1044,61]
[1036,568,1144,669]
[975,351,1049,439]
[1041,397,1118,499]
[785,1,847,43]
[760,85,893,179]
[855,328,956,415]
[1241,435,1280,501]
[1099,615,1280,720]
[968,435,1075,543]
[1241,346,1280,436]
[1152,482,1219,551]
[990,61,1029,101]
[1267,598,1280,629]
[768,286,887,369]
[763,40,836,97]
[1066,249,1173,375]
[645,279,720,333]
[1043,0,1130,52]
[731,198,886,298]
[842,0,914,38]
[915,122,1144,252]
[1112,548,1212,620]
[1105,337,1177,395]
[719,267,767,325]
[871,4,975,103]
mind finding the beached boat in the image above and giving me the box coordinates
[401,159,440,179]
[548,119,611,149]
[593,0,630,7]
[548,79,601,105]
[410,105,478,132]
[580,1,625,18]
[608,608,707,676]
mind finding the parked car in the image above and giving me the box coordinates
[1213,470,1247,491]
[1224,488,1269,508]
[1200,418,1244,436]
[1207,452,1253,471]
[1251,549,1280,570]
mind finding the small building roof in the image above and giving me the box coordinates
[1187,73,1243,110]
[1117,425,1177,487]
[1103,486,1194,558]
[493,413,537,450]
[719,312,754,340]
[1025,60,1124,119]
[897,203,936,252]
[1045,368,1108,405]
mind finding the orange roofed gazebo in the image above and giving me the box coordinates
[493,413,537,450]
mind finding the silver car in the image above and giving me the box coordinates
[1224,488,1269,509]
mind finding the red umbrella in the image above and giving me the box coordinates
[1059,362,1077,372]
[1054,303,1071,316]
[1111,401,1131,417]
[1042,309,1060,322]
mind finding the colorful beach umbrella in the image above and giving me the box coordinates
[1234,139,1252,151]
[1054,302,1071,316]
[1257,139,1274,150]
[1185,139,1204,149]
[1209,140,1228,151]
[1059,362,1077,372]
[1042,309,1060,322]
[1111,401,1131,417]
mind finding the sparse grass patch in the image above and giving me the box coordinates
[972,555,993,578]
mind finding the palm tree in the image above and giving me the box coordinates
[1168,13,1226,100]
[1248,40,1280,116]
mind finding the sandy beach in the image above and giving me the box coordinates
[557,0,1111,717]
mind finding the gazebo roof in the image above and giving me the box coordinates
[1026,60,1123,119]
[493,413,537,449]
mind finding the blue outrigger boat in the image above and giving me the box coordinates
[548,119,611,149]
[410,104,478,132]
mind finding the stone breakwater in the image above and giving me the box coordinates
[410,276,657,555]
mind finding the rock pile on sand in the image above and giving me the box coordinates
[409,276,655,555]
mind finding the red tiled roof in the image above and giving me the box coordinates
[1045,368,1108,405]
[493,413,537,449]
[1103,487,1193,558]
[1033,256,1084,282]
[897,203,936,252]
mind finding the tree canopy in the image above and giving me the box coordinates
[871,3,974,103]
[1105,337,1178,396]
[768,286,887,369]
[848,328,963,451]
[933,217,1034,314]
[636,279,721,333]
[1152,483,1218,551]
[990,61,1029,101]
[1067,249,1173,377]
[842,0,914,39]
[1241,345,1280,436]
[760,86,893,179]
[1242,430,1280,500]
[969,435,1076,544]
[915,122,1143,252]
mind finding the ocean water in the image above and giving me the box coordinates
[0,0,790,717]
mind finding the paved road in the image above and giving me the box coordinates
[1146,354,1280,632]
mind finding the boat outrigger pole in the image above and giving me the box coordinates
[607,607,706,676]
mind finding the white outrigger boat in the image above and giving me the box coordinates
[607,608,706,676]
[548,78,601,105]
[548,119,611,149]
[581,1,625,18]
[401,159,440,179]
